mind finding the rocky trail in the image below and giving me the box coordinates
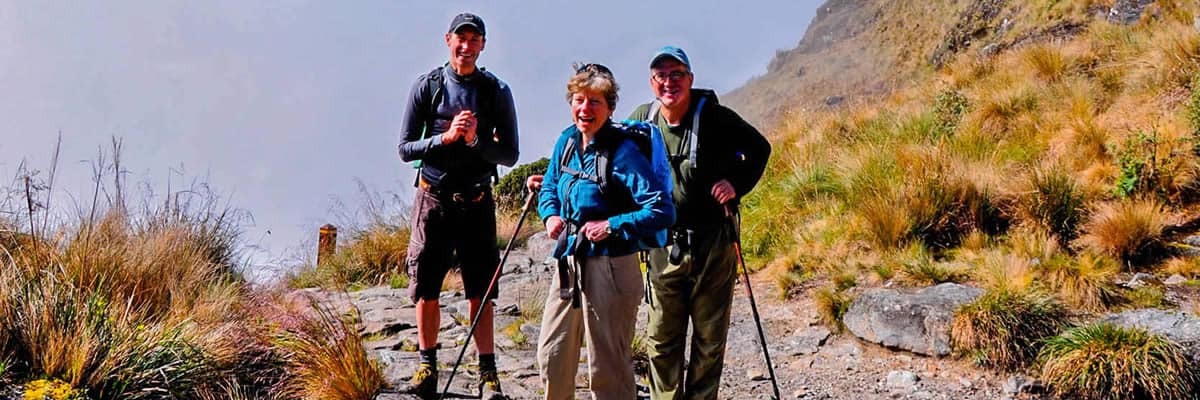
[304,232,1200,399]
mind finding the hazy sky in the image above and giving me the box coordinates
[0,1,820,275]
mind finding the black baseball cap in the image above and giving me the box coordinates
[448,13,486,36]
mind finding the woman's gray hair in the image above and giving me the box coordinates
[566,62,619,110]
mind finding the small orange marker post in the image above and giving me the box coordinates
[318,224,337,266]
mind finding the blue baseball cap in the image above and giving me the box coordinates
[650,46,690,69]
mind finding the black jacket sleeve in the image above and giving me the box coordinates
[717,106,771,199]
[397,74,444,162]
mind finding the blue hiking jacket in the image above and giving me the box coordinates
[538,123,674,258]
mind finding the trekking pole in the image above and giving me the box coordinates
[726,204,781,400]
[440,190,537,400]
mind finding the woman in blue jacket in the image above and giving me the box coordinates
[535,63,674,399]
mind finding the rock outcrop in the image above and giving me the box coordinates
[843,283,983,356]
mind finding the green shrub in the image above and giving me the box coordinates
[933,89,970,137]
[951,288,1068,370]
[496,158,549,213]
[781,163,845,201]
[1125,285,1169,309]
[900,261,971,286]
[387,271,409,289]
[1040,323,1199,400]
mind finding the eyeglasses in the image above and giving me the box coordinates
[652,70,689,84]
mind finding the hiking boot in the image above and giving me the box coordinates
[478,369,506,400]
[400,363,438,399]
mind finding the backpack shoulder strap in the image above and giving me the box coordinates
[422,66,445,136]
[558,132,603,187]
[689,96,706,168]
[645,98,703,167]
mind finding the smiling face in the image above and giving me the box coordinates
[650,58,693,111]
[445,29,485,74]
[570,89,613,137]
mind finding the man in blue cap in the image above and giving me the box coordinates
[397,11,518,400]
[627,46,771,400]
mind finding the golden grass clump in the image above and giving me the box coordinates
[1040,323,1199,400]
[1161,257,1200,278]
[974,250,1037,294]
[767,255,815,298]
[1,160,389,400]
[1075,199,1171,267]
[855,149,1007,251]
[1038,252,1122,312]
[950,288,1068,371]
[1010,166,1089,246]
[274,306,384,400]
[288,221,411,291]
[1020,42,1075,83]
[814,285,854,333]
[1138,22,1200,92]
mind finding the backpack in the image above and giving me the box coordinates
[558,121,673,248]
[411,65,501,184]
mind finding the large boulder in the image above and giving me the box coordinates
[843,283,984,356]
[1102,309,1200,362]
[524,231,557,264]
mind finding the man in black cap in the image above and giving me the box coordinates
[398,12,518,400]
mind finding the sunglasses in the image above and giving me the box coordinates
[574,63,613,75]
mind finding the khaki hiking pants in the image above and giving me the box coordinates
[537,254,643,400]
[646,224,738,400]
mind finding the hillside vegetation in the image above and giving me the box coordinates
[0,168,383,399]
[735,0,1200,397]
[741,0,1199,290]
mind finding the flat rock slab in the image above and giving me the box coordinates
[789,326,832,355]
[1102,308,1200,362]
[843,283,983,356]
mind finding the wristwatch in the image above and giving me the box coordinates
[605,225,613,236]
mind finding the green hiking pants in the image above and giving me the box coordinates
[646,224,737,400]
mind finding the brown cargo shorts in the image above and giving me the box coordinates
[406,186,500,302]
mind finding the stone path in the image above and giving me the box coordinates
[306,233,1042,399]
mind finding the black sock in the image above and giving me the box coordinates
[420,348,439,368]
[479,353,496,372]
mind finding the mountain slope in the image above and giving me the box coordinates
[726,0,1125,130]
